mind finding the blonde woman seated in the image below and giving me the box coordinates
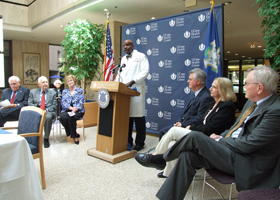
[60,75,85,145]
[136,77,237,178]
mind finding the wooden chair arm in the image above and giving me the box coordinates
[19,133,41,137]
[1,127,18,130]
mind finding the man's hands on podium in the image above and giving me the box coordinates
[126,80,135,88]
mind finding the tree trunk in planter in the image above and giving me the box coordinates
[277,68,280,96]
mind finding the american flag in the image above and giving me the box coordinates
[103,21,115,81]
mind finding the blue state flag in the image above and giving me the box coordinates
[204,1,222,89]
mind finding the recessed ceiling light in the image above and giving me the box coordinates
[227,51,230,53]
[235,53,238,55]
[226,21,231,24]
[224,1,232,6]
[242,56,245,57]
[250,44,256,48]
[151,17,155,20]
[257,45,262,48]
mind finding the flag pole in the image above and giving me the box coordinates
[103,9,111,81]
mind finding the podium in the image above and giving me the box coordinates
[87,81,140,164]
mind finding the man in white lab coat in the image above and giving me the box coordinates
[115,39,150,151]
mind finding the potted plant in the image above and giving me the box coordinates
[60,18,106,99]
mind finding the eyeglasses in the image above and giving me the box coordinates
[9,83,18,86]
[244,81,259,86]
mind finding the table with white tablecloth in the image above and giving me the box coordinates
[0,134,45,200]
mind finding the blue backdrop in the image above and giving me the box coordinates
[121,5,224,134]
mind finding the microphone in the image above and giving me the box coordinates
[98,56,121,81]
[110,64,121,73]
[119,64,126,72]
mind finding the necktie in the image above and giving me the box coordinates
[225,103,257,138]
[40,91,45,110]
[126,54,131,59]
[10,92,16,104]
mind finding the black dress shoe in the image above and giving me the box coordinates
[133,145,144,151]
[157,171,167,178]
[135,153,166,170]
[74,140,79,145]
[44,139,50,148]
[75,133,80,138]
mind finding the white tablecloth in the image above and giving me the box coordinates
[0,134,45,200]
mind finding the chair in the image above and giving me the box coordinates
[2,106,47,189]
[201,169,235,200]
[76,102,98,140]
[237,188,280,200]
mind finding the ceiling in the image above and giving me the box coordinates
[3,0,265,60]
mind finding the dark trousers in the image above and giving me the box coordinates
[128,116,146,146]
[158,124,173,141]
[60,111,84,138]
[156,131,235,200]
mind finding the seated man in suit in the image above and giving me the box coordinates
[136,66,280,200]
[0,76,30,127]
[28,76,57,148]
[158,68,214,140]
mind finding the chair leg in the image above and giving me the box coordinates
[191,176,195,199]
[202,169,207,199]
[39,157,46,189]
[83,118,86,141]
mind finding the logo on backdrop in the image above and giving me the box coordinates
[177,45,185,54]
[158,111,163,118]
[164,111,172,120]
[146,98,152,104]
[157,35,163,42]
[176,17,184,26]
[191,29,201,39]
[177,99,185,108]
[177,72,186,81]
[192,58,200,67]
[146,121,158,131]
[164,85,172,94]
[198,14,206,22]
[147,74,152,80]
[184,87,191,94]
[152,73,160,81]
[169,19,175,27]
[184,31,190,39]
[170,99,176,106]
[185,59,191,66]
[151,23,158,31]
[147,49,152,56]
[97,89,110,109]
[171,73,176,80]
[199,43,205,51]
[158,86,164,93]
[158,60,164,67]
[145,24,151,31]
[170,46,176,54]
[136,37,148,45]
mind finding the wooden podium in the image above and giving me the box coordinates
[87,81,140,164]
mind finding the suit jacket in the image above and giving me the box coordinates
[0,86,30,117]
[189,101,236,136]
[28,88,57,117]
[179,87,214,127]
[217,93,280,190]
[163,94,280,192]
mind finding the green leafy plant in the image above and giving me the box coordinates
[256,0,280,68]
[60,18,106,97]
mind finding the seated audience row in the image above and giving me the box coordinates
[0,75,84,147]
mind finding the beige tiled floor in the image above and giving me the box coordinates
[33,125,238,200]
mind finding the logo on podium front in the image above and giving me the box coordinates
[97,89,110,109]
